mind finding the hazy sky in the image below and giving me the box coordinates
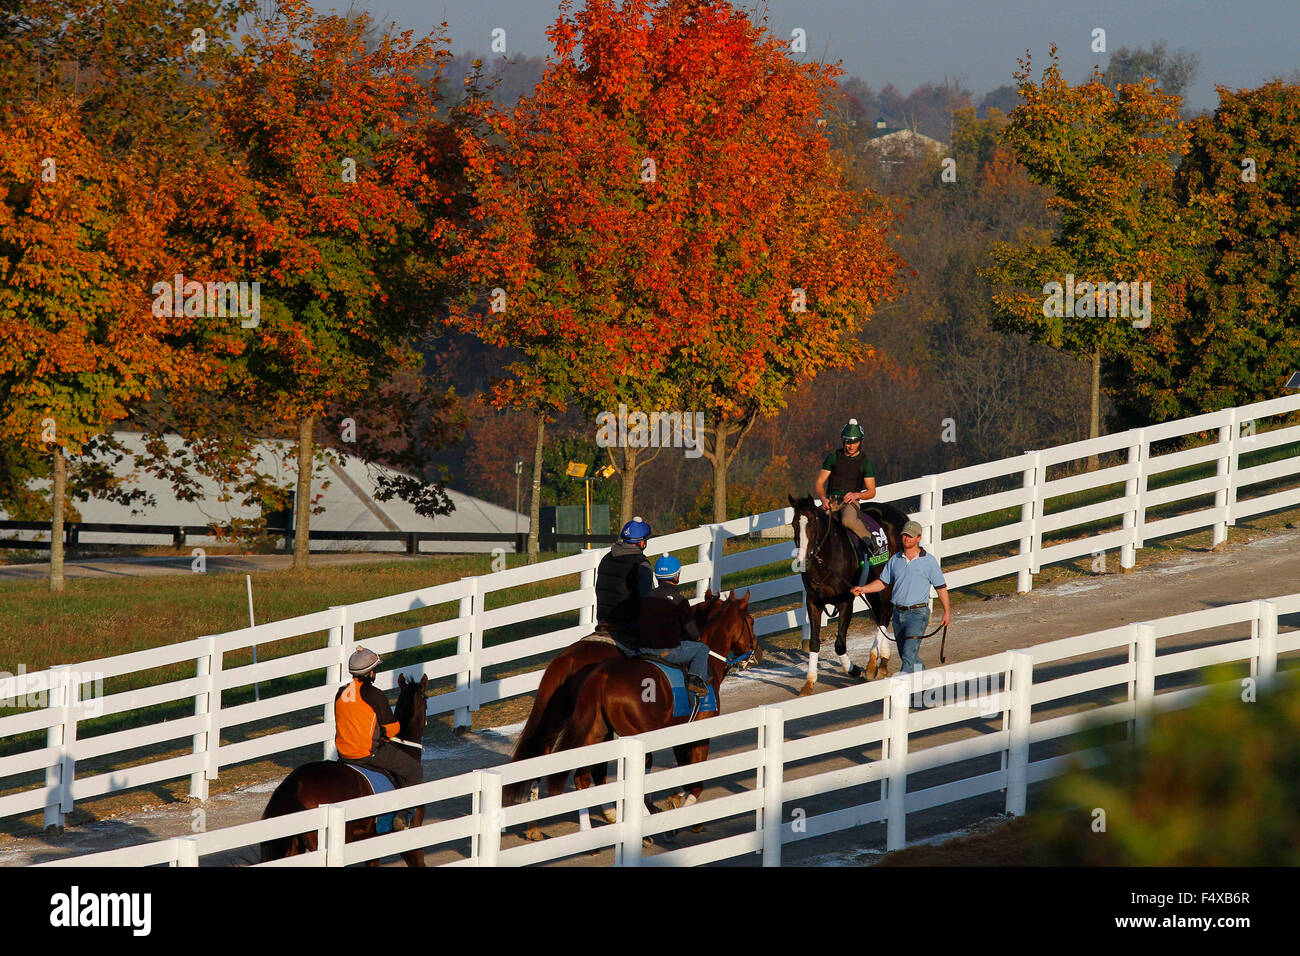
[326,0,1300,112]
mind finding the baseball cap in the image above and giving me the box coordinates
[902,520,923,537]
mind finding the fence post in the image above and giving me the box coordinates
[1120,433,1144,571]
[1018,453,1038,592]
[710,524,725,594]
[885,678,910,851]
[1028,451,1045,575]
[171,836,199,867]
[479,770,504,867]
[619,737,645,867]
[1133,623,1157,744]
[324,606,351,760]
[761,707,785,866]
[1005,652,1033,816]
[578,555,597,633]
[1134,432,1150,552]
[456,576,483,732]
[43,667,72,829]
[930,480,944,555]
[1213,408,1236,548]
[696,535,711,602]
[1254,599,1278,693]
[190,635,220,799]
[325,804,347,866]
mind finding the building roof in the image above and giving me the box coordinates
[0,431,527,553]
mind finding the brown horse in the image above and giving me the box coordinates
[503,589,723,810]
[543,591,760,816]
[260,673,429,866]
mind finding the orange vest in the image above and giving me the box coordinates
[335,679,398,759]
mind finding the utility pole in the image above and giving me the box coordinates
[514,457,525,550]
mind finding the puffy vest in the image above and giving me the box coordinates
[595,543,649,630]
[825,449,872,497]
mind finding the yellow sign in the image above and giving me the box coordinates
[565,461,588,478]
[596,464,616,479]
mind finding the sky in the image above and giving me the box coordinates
[320,0,1300,113]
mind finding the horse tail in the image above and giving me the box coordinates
[545,670,609,797]
[504,654,576,805]
[259,768,308,862]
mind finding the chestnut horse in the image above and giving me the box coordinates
[789,494,907,695]
[502,589,723,809]
[260,673,428,866]
[543,590,760,816]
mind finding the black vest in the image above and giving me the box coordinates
[826,450,868,496]
[595,544,648,630]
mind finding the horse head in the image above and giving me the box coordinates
[711,589,761,670]
[395,673,429,741]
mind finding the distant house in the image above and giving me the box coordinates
[863,118,946,163]
[0,432,527,554]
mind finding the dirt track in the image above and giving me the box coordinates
[4,520,1299,866]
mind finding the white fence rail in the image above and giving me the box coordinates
[5,393,1300,827]
[35,590,1300,866]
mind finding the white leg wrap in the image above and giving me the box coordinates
[808,651,818,681]
[579,807,591,831]
[840,653,854,674]
[528,781,539,801]
[682,792,697,808]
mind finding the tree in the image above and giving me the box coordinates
[186,0,465,568]
[1102,42,1199,103]
[0,0,239,591]
[980,47,1207,466]
[451,0,901,526]
[1108,80,1300,425]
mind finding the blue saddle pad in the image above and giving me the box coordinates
[647,660,717,718]
[343,763,397,835]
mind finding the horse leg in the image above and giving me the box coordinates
[399,808,428,867]
[835,602,865,681]
[799,593,823,696]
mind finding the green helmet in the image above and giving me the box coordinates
[841,419,864,443]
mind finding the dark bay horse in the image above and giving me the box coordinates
[260,673,429,866]
[789,494,907,696]
[542,591,760,821]
[503,589,723,811]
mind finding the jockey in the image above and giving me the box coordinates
[594,515,655,639]
[814,419,885,561]
[334,647,422,830]
[629,554,712,700]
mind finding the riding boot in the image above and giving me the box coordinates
[686,674,710,699]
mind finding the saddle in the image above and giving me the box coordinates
[609,642,716,721]
[830,506,890,568]
[340,762,399,834]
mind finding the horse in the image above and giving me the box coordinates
[502,589,724,813]
[541,590,760,822]
[260,673,429,866]
[788,493,907,696]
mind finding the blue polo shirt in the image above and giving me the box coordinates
[879,547,946,607]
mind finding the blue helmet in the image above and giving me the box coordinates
[653,553,682,579]
[620,516,651,543]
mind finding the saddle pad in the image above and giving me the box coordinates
[647,660,717,718]
[342,763,397,835]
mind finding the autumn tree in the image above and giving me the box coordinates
[183,0,466,568]
[451,0,901,527]
[1107,80,1300,425]
[980,47,1208,466]
[0,0,241,591]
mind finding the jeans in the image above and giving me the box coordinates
[892,606,930,675]
[640,641,711,683]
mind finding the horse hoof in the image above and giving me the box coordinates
[798,680,815,697]
[690,824,706,834]
[523,827,545,842]
[665,794,683,811]
[642,836,655,848]
[603,807,619,825]
[848,664,865,682]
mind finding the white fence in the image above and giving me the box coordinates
[4,393,1300,829]
[35,590,1300,866]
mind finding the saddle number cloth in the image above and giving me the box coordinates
[342,763,398,835]
[647,659,718,718]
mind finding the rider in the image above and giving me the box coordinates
[335,647,422,830]
[594,516,655,639]
[627,554,712,700]
[814,418,885,565]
